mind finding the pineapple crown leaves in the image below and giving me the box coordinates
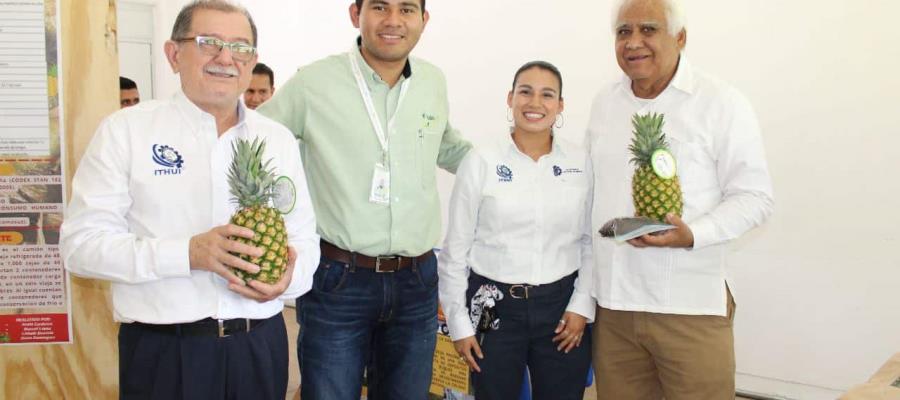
[227,137,277,208]
[628,112,671,167]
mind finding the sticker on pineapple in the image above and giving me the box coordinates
[650,149,677,179]
[273,176,296,214]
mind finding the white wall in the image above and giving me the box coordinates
[143,1,900,398]
[118,1,156,100]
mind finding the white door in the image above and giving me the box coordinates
[117,2,155,100]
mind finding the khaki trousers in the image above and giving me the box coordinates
[592,291,736,400]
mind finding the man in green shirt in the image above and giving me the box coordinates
[258,1,471,399]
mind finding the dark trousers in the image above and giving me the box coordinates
[469,273,591,400]
[296,252,439,400]
[118,313,288,400]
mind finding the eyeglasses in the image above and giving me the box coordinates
[175,36,257,62]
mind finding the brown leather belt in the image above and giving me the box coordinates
[320,240,432,273]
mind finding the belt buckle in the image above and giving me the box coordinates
[509,284,529,299]
[375,256,397,273]
[217,318,251,337]
[217,319,228,338]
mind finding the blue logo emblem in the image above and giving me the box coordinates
[152,144,184,176]
[553,165,562,176]
[496,164,513,182]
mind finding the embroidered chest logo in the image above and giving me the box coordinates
[152,144,184,176]
[421,113,437,129]
[552,164,583,177]
[496,164,513,182]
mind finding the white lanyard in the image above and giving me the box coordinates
[348,51,411,162]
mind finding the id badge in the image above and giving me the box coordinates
[369,163,391,205]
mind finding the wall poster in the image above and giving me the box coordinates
[0,0,70,345]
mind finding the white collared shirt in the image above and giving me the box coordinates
[586,57,774,316]
[438,134,595,341]
[60,92,320,324]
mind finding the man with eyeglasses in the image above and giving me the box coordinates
[60,1,319,399]
[258,0,471,399]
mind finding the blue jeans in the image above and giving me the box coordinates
[469,273,591,400]
[296,252,438,400]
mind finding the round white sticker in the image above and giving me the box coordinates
[272,176,297,214]
[650,149,677,179]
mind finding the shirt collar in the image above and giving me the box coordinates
[173,90,247,135]
[353,36,413,87]
[504,131,566,159]
[668,55,695,94]
[619,54,696,97]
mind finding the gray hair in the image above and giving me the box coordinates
[171,0,258,46]
[611,0,686,37]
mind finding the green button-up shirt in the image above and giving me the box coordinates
[258,46,471,257]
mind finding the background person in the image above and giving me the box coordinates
[119,76,140,108]
[244,61,274,109]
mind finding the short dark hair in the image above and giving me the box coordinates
[252,62,275,88]
[354,0,426,13]
[119,76,138,90]
[512,61,563,98]
[171,0,258,46]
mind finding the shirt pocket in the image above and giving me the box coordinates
[667,135,713,194]
[479,181,517,238]
[553,181,590,235]
[667,133,720,219]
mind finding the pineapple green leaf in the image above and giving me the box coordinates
[227,137,278,208]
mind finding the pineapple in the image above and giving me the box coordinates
[227,137,288,284]
[628,113,683,222]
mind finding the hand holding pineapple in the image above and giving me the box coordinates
[226,138,292,284]
[188,227,297,301]
[229,246,297,302]
[603,113,694,249]
[188,224,265,286]
[188,137,298,301]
